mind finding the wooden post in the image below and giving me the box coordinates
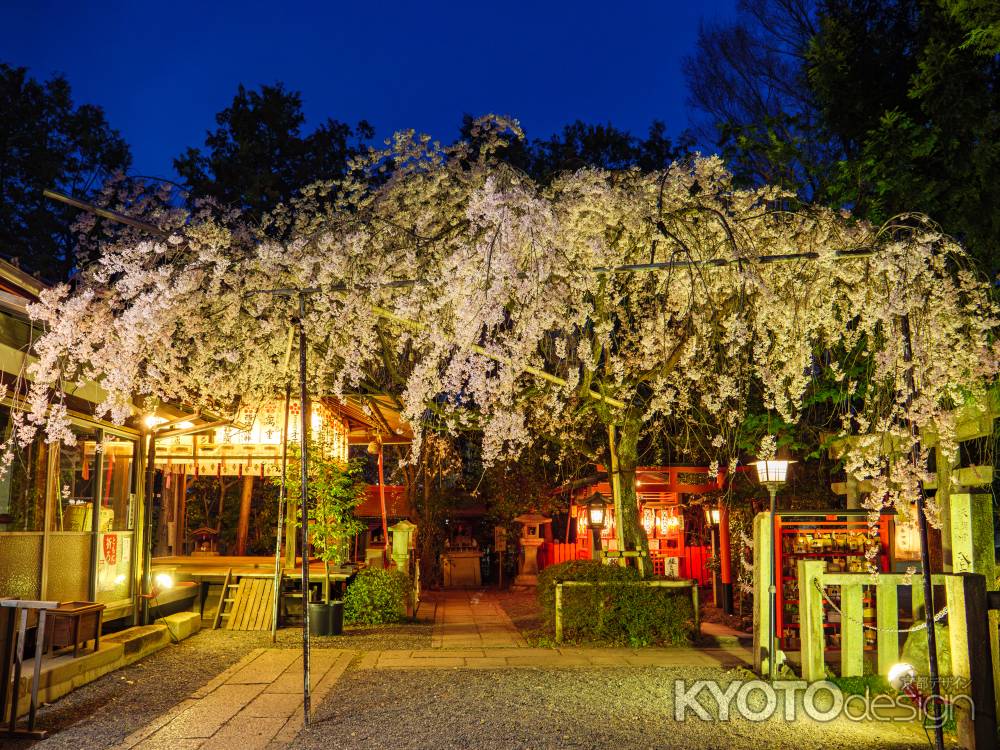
[840,582,864,677]
[752,512,772,674]
[691,582,700,635]
[798,560,826,682]
[949,490,1000,724]
[235,475,253,556]
[950,573,997,749]
[555,584,563,643]
[876,581,899,676]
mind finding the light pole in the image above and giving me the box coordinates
[754,454,794,681]
[586,491,608,559]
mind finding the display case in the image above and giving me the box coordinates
[775,510,894,650]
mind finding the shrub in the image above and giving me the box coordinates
[536,560,694,647]
[343,568,412,625]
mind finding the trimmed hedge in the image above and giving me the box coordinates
[343,567,412,625]
[537,560,694,647]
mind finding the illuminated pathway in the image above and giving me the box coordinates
[429,590,527,649]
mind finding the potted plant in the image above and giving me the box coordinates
[286,447,366,635]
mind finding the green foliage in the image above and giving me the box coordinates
[537,561,694,647]
[686,0,1000,274]
[343,567,412,625]
[940,0,1000,55]
[0,63,131,281]
[283,450,366,567]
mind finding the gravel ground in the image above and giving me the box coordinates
[8,629,252,750]
[6,620,432,750]
[293,666,951,750]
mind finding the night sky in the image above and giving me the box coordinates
[2,0,737,179]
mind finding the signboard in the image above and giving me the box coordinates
[663,556,680,578]
[494,526,507,552]
[96,533,132,594]
[894,520,921,562]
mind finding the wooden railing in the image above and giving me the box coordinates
[796,560,997,688]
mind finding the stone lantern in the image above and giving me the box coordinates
[388,519,417,572]
[513,512,552,588]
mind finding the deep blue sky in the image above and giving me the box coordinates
[2,0,737,179]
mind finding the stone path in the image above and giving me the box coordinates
[356,645,752,670]
[106,591,757,749]
[111,644,754,749]
[429,590,527,648]
[112,648,353,750]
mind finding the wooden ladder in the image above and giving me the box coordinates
[212,568,236,630]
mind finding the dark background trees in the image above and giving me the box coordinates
[0,64,130,282]
[173,83,375,219]
[685,0,1000,274]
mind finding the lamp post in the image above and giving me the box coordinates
[586,491,608,559]
[754,454,794,681]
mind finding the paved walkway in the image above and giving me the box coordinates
[113,648,353,750]
[357,645,752,670]
[429,590,527,648]
[107,591,754,749]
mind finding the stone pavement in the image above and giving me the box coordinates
[429,589,528,648]
[111,644,753,750]
[356,645,752,670]
[107,590,754,749]
[112,647,353,750]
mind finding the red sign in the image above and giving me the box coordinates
[103,534,118,566]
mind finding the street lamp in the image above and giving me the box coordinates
[585,491,608,557]
[754,451,795,681]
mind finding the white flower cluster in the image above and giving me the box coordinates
[8,117,998,523]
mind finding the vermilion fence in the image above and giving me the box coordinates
[538,541,712,585]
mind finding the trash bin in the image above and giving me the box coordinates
[308,602,331,636]
[329,600,344,635]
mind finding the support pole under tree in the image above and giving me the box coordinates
[901,313,944,750]
[607,425,625,564]
[297,293,312,725]
[270,383,292,643]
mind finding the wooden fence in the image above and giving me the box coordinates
[796,560,998,747]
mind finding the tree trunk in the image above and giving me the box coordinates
[613,417,652,577]
[236,475,253,555]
